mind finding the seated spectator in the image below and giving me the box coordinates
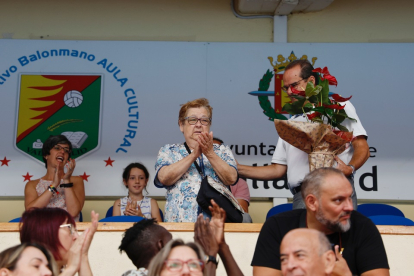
[0,243,58,276]
[113,163,162,222]
[20,207,99,276]
[119,218,172,275]
[147,239,207,276]
[213,137,252,223]
[251,167,390,276]
[194,199,244,276]
[24,135,85,221]
[280,229,335,276]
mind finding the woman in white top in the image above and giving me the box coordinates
[113,163,162,222]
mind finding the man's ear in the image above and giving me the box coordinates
[156,239,164,252]
[308,75,316,86]
[323,250,336,274]
[0,268,12,276]
[305,194,318,212]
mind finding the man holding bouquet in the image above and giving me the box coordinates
[238,59,369,209]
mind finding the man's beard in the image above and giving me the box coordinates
[316,207,351,233]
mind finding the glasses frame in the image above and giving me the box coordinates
[163,258,205,272]
[53,144,71,154]
[60,224,77,236]
[281,78,307,93]
[184,116,211,126]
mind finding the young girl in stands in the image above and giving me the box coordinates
[113,162,162,222]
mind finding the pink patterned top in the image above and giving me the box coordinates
[36,178,80,222]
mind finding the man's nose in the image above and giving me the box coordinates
[344,197,353,211]
[286,258,296,270]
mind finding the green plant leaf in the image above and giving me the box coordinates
[304,103,313,109]
[325,108,334,116]
[320,78,331,105]
[336,124,350,132]
[305,82,322,98]
[312,106,325,113]
[312,117,324,124]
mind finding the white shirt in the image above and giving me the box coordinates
[271,101,367,188]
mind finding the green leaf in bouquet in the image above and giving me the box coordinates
[336,124,350,132]
[303,102,313,109]
[325,108,334,117]
[332,112,347,124]
[291,94,305,101]
[282,103,297,115]
[312,106,326,113]
[337,109,357,122]
[320,79,331,105]
[305,82,322,99]
[308,95,319,105]
[312,117,324,124]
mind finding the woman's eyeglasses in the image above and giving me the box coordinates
[53,145,71,154]
[184,117,211,126]
[164,259,204,272]
[60,224,78,236]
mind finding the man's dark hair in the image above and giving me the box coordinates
[42,135,72,168]
[285,59,319,85]
[119,219,166,269]
[212,137,224,145]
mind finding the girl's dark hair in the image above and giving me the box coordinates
[42,135,73,168]
[122,163,150,194]
[19,207,76,261]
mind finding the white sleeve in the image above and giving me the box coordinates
[342,101,368,138]
[271,138,287,165]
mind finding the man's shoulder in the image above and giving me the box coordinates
[348,210,379,234]
[351,210,375,224]
[265,209,305,230]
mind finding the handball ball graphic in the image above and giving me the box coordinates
[64,90,83,108]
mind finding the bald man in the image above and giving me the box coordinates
[280,229,335,276]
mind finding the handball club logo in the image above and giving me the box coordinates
[15,74,103,163]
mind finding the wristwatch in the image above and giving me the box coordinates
[348,164,355,175]
[205,255,219,266]
[60,183,73,188]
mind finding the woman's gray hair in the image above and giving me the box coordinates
[147,239,206,276]
[301,167,345,200]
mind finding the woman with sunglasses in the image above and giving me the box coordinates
[19,207,99,276]
[148,239,213,276]
[154,98,238,222]
[24,135,85,221]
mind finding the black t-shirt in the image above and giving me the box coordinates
[251,209,389,275]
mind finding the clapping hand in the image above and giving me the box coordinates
[194,214,219,257]
[124,201,144,217]
[197,131,214,157]
[208,199,226,246]
[63,158,76,182]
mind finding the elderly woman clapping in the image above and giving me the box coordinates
[155,98,238,222]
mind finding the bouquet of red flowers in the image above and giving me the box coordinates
[274,67,355,171]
